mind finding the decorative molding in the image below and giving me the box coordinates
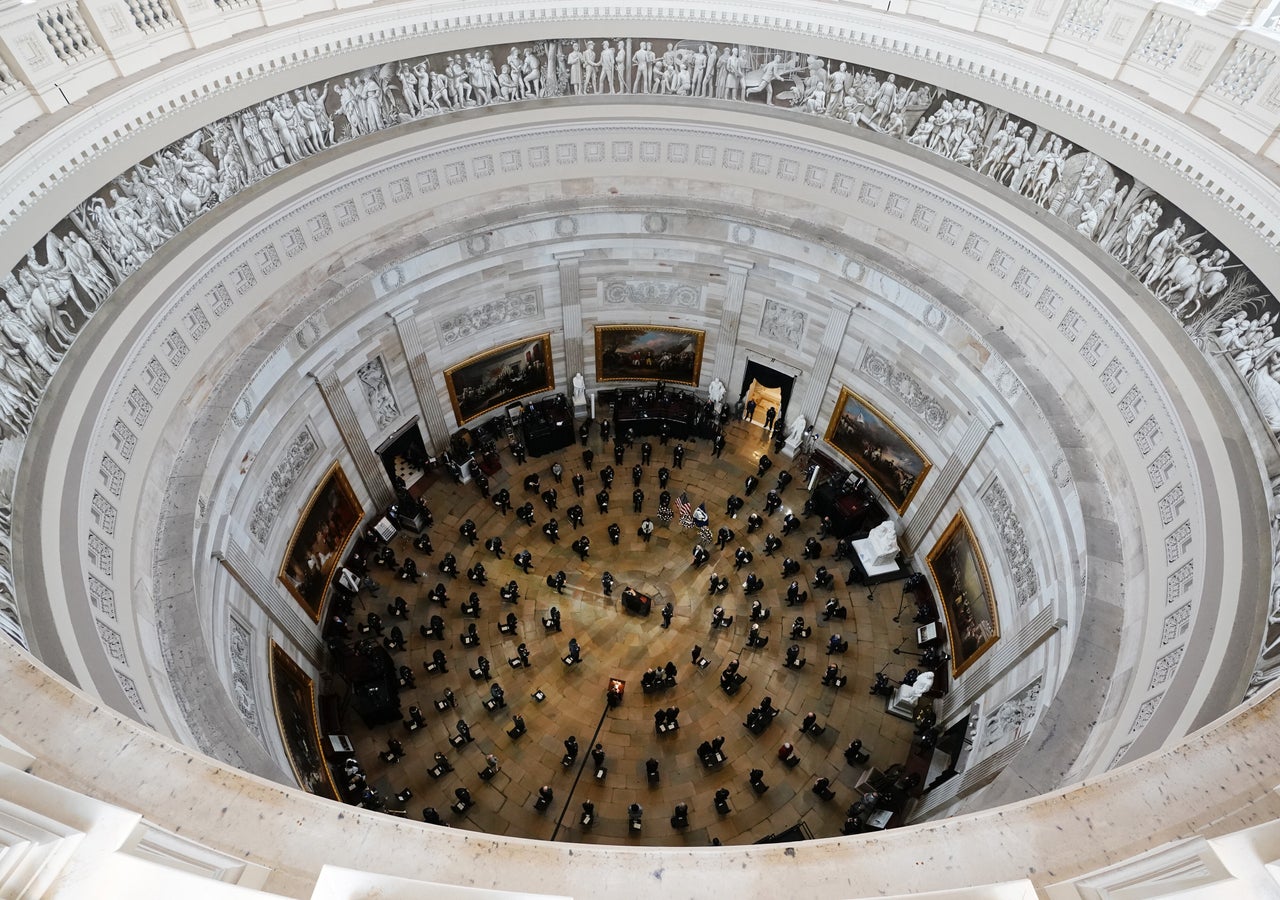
[37,2,100,63]
[1051,456,1072,489]
[247,427,319,544]
[228,616,263,741]
[992,362,1022,401]
[230,393,253,429]
[0,486,21,647]
[1061,0,1107,42]
[980,675,1042,752]
[1150,646,1184,689]
[1247,473,1280,696]
[87,573,116,620]
[602,279,700,309]
[294,316,324,350]
[1110,742,1133,767]
[436,288,541,345]
[356,356,400,431]
[114,668,146,717]
[983,0,1026,19]
[981,479,1040,609]
[642,212,668,233]
[1211,42,1275,104]
[922,304,948,332]
[1129,692,1165,734]
[859,348,951,434]
[1135,14,1189,70]
[758,299,807,349]
[96,620,126,662]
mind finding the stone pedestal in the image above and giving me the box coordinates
[853,537,900,578]
[886,685,921,719]
[783,431,804,459]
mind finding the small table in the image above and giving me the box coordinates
[865,809,893,830]
[917,621,939,648]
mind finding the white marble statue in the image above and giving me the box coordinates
[573,371,586,403]
[868,519,899,563]
[786,413,807,443]
[782,412,808,458]
[708,377,726,408]
[898,670,934,705]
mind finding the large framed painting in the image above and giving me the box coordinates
[823,386,931,514]
[278,462,362,622]
[927,511,999,677]
[445,333,554,424]
[594,324,705,386]
[269,641,340,800]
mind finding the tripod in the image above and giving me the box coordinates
[894,571,927,623]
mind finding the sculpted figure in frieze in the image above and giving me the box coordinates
[1,33,1273,451]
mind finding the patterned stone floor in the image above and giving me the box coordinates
[342,419,923,846]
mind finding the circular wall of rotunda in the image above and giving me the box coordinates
[0,2,1278,897]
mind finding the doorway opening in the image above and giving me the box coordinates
[739,361,795,430]
[377,419,430,494]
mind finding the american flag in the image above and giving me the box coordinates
[674,491,692,519]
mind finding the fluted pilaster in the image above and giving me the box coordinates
[711,257,753,386]
[388,307,451,455]
[556,252,586,382]
[215,543,321,652]
[310,367,395,510]
[903,412,1001,553]
[797,293,854,423]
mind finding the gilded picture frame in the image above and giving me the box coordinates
[278,462,362,622]
[269,641,340,800]
[444,333,554,424]
[823,386,931,514]
[594,324,705,386]
[926,511,1000,677]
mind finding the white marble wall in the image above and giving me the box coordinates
[14,114,1249,797]
[0,3,1274,897]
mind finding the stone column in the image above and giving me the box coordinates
[711,257,753,386]
[796,292,855,425]
[555,252,586,386]
[309,366,395,510]
[902,411,1001,553]
[388,307,451,456]
[215,543,320,658]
